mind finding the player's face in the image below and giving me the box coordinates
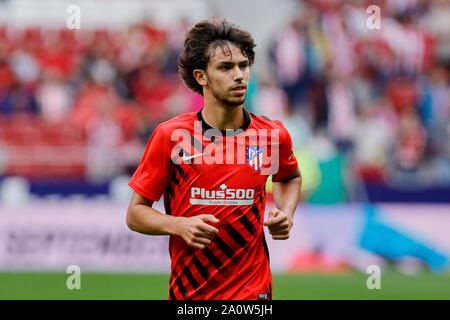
[204,43,250,107]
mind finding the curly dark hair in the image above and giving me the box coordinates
[178,19,256,96]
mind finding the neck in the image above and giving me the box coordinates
[201,95,244,130]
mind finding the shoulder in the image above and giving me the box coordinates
[156,112,198,135]
[248,111,290,137]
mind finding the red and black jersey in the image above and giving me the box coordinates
[128,107,298,300]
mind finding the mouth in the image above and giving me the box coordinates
[230,85,247,95]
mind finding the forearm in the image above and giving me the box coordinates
[126,204,180,236]
[272,176,302,219]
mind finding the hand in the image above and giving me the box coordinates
[263,208,293,240]
[175,214,219,250]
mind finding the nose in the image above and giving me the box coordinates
[233,65,244,82]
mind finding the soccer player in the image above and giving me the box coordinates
[126,19,302,300]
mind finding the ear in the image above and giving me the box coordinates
[193,69,208,87]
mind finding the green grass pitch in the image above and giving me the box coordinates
[1,271,449,300]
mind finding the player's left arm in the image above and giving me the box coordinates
[264,167,302,240]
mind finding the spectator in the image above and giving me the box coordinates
[36,70,72,123]
[1,83,38,115]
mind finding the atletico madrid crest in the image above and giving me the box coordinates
[246,146,264,171]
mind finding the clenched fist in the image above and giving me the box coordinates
[175,214,219,250]
[263,208,293,240]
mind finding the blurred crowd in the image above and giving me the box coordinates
[0,19,200,180]
[0,0,449,188]
[259,0,450,188]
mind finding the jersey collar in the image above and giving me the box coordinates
[197,107,251,137]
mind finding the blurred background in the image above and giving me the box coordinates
[0,0,449,299]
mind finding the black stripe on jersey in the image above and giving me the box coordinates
[239,214,255,235]
[174,274,187,298]
[192,255,210,281]
[170,145,184,166]
[171,147,200,173]
[170,146,194,170]
[172,170,179,185]
[202,247,222,270]
[164,186,172,215]
[165,184,174,199]
[213,235,234,259]
[189,133,204,153]
[182,265,199,290]
[262,232,270,263]
[251,204,260,221]
[169,287,177,300]
[225,223,247,248]
[173,161,185,178]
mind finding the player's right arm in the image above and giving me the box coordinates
[126,192,219,250]
[127,124,219,249]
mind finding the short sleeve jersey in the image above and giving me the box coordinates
[128,108,298,300]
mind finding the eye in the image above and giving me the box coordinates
[219,66,231,70]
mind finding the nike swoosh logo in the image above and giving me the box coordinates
[182,153,204,161]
